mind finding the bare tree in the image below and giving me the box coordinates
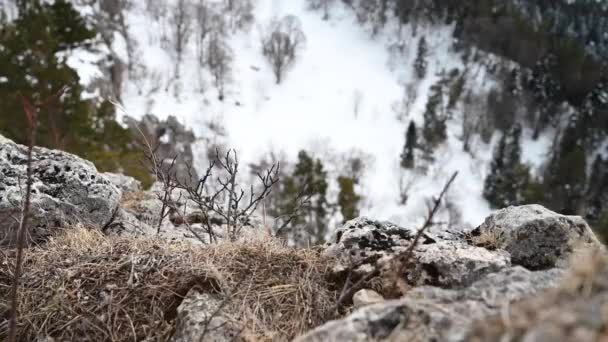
[206,31,233,100]
[195,1,211,62]
[354,0,388,37]
[392,82,417,122]
[352,89,363,119]
[261,15,306,84]
[170,0,192,79]
[306,0,334,20]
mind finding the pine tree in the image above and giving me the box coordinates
[483,124,530,208]
[337,176,361,222]
[422,79,447,153]
[401,121,417,169]
[0,0,151,185]
[543,114,588,214]
[414,36,428,79]
[585,155,608,222]
[277,151,328,245]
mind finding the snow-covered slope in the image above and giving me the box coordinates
[72,0,553,230]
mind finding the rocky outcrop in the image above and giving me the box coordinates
[468,250,608,341]
[325,217,511,288]
[0,135,121,246]
[296,267,563,342]
[297,207,603,342]
[471,204,600,270]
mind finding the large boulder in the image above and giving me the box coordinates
[468,250,608,342]
[325,217,510,288]
[295,267,563,342]
[0,135,121,246]
[471,205,601,270]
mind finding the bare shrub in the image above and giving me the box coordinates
[177,150,280,242]
[261,15,306,84]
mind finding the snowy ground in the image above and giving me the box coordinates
[69,0,553,230]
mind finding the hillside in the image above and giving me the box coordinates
[0,0,606,240]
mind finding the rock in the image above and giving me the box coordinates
[102,208,154,237]
[353,289,384,308]
[408,240,510,288]
[125,114,199,185]
[0,135,121,246]
[325,217,510,288]
[295,267,563,342]
[472,205,601,270]
[171,290,239,342]
[101,172,141,192]
[467,249,608,342]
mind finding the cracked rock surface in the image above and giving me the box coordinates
[0,134,121,246]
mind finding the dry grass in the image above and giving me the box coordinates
[470,228,504,250]
[119,191,147,211]
[0,226,337,341]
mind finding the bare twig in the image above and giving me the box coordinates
[333,172,459,310]
[8,97,39,342]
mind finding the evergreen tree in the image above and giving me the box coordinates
[337,175,361,222]
[422,79,447,153]
[277,151,328,245]
[414,36,428,79]
[543,114,588,214]
[0,0,150,185]
[483,124,530,208]
[585,155,608,223]
[400,121,417,169]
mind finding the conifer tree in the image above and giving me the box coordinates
[0,0,150,185]
[543,114,588,214]
[483,124,530,208]
[585,155,608,221]
[337,175,361,222]
[277,151,328,245]
[401,121,417,169]
[422,79,447,153]
[414,36,428,79]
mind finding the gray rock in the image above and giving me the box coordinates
[325,217,510,288]
[353,289,384,308]
[101,172,141,192]
[0,135,121,246]
[472,205,601,270]
[467,250,608,342]
[171,290,240,342]
[295,267,563,342]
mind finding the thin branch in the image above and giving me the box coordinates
[8,96,40,342]
[333,171,459,311]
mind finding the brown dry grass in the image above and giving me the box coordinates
[0,226,337,341]
[470,228,504,250]
[119,191,147,211]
